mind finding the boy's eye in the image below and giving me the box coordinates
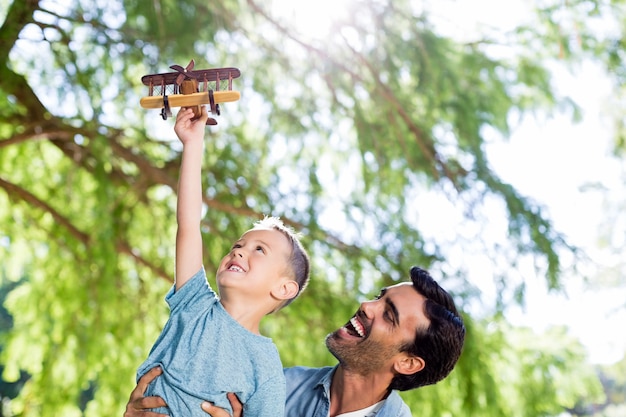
[256,245,265,253]
[232,243,242,250]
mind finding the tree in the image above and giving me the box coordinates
[0,0,621,415]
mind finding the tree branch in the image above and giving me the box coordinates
[0,0,40,60]
[0,175,170,281]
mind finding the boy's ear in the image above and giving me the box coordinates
[271,279,299,301]
[393,353,425,376]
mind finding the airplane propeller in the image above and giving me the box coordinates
[170,59,197,85]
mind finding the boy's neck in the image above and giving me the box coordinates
[220,298,268,335]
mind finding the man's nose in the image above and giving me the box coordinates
[360,299,380,318]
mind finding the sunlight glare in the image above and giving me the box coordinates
[271,0,354,41]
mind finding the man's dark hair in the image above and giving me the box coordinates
[390,266,465,391]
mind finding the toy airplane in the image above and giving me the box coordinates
[140,60,241,125]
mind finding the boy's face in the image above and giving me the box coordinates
[216,228,293,301]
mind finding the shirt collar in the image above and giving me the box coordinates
[315,364,337,395]
[317,365,410,416]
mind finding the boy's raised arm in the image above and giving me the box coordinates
[173,106,209,290]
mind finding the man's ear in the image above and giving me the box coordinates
[393,354,425,375]
[271,279,299,301]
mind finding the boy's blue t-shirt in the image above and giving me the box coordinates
[136,268,286,417]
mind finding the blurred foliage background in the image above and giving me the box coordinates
[0,0,625,416]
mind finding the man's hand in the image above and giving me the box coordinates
[201,393,243,417]
[123,367,168,417]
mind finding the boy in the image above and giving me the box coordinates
[135,106,310,416]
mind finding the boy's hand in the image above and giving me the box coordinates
[174,106,209,145]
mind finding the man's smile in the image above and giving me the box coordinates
[342,315,368,339]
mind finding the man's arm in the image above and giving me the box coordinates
[123,367,168,417]
[173,107,209,290]
[123,366,242,417]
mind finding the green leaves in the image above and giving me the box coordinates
[2,0,624,415]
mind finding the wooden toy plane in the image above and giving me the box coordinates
[140,60,241,125]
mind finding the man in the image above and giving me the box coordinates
[124,266,465,417]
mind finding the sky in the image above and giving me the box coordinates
[415,57,626,364]
[489,61,626,365]
[429,0,626,365]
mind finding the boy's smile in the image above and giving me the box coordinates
[225,261,245,273]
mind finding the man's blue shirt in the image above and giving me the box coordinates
[284,366,412,417]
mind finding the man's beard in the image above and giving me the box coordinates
[325,330,399,375]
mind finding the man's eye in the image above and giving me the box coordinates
[384,310,394,324]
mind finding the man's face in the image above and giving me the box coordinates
[326,282,429,375]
